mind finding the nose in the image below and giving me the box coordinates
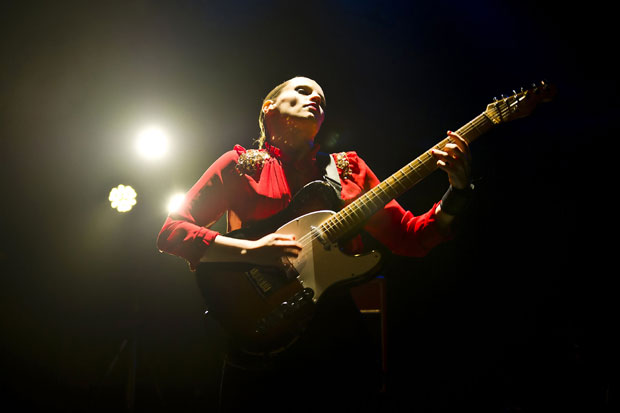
[309,91,323,108]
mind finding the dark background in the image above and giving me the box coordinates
[1,1,615,411]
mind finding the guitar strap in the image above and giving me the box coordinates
[317,152,342,199]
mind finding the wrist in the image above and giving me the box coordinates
[202,236,256,263]
[440,183,474,216]
[239,239,257,256]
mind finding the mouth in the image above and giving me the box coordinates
[304,103,320,113]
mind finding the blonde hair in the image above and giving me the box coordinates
[256,78,292,149]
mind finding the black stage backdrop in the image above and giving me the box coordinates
[1,1,615,412]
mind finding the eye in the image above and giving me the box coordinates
[295,85,326,109]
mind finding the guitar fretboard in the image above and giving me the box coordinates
[319,111,495,241]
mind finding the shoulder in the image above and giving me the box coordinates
[233,144,272,177]
[330,151,365,179]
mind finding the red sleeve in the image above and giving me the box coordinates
[156,149,240,270]
[344,152,450,257]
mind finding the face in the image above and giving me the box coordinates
[263,77,326,142]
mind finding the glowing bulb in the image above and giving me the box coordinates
[167,193,186,213]
[109,184,137,212]
[136,126,168,159]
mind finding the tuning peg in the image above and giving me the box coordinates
[493,96,498,102]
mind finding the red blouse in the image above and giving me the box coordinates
[156,144,450,270]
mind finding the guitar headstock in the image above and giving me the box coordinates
[484,81,556,125]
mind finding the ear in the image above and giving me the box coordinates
[262,99,276,115]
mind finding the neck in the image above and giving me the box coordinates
[265,115,321,162]
[267,134,317,164]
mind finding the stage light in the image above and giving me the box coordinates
[167,193,186,213]
[109,184,137,212]
[136,126,168,160]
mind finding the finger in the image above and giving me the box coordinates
[447,130,471,160]
[262,233,280,243]
[447,131,469,156]
[263,233,296,245]
[436,159,449,170]
[283,247,301,258]
[431,149,453,167]
[273,233,296,241]
[436,158,464,172]
[436,154,467,177]
[443,143,462,158]
[432,149,460,168]
[431,148,449,158]
[442,144,469,167]
[273,240,303,250]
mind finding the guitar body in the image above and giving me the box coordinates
[195,181,383,353]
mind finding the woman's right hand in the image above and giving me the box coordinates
[200,233,302,268]
[243,233,303,267]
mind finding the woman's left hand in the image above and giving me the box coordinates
[431,130,471,189]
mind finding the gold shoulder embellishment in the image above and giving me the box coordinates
[235,149,271,176]
[335,152,352,179]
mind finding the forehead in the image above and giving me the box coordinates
[286,77,325,96]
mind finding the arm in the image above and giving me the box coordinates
[345,131,472,257]
[156,150,237,269]
[200,233,302,267]
[157,149,301,269]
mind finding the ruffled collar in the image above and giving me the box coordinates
[235,141,324,201]
[263,141,282,158]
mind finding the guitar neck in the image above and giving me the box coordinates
[320,111,495,241]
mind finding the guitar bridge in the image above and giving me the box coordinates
[255,288,315,335]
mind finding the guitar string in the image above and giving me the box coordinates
[287,92,544,280]
[296,114,488,245]
[317,97,517,239]
[290,124,507,265]
[298,138,460,248]
[292,113,490,251]
[321,112,492,232]
[322,87,540,246]
[292,130,473,253]
[291,90,544,270]
[291,99,514,252]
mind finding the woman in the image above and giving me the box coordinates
[156,76,472,411]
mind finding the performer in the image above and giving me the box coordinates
[156,76,472,411]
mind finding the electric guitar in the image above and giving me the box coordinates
[195,82,556,354]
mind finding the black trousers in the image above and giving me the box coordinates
[217,293,383,412]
